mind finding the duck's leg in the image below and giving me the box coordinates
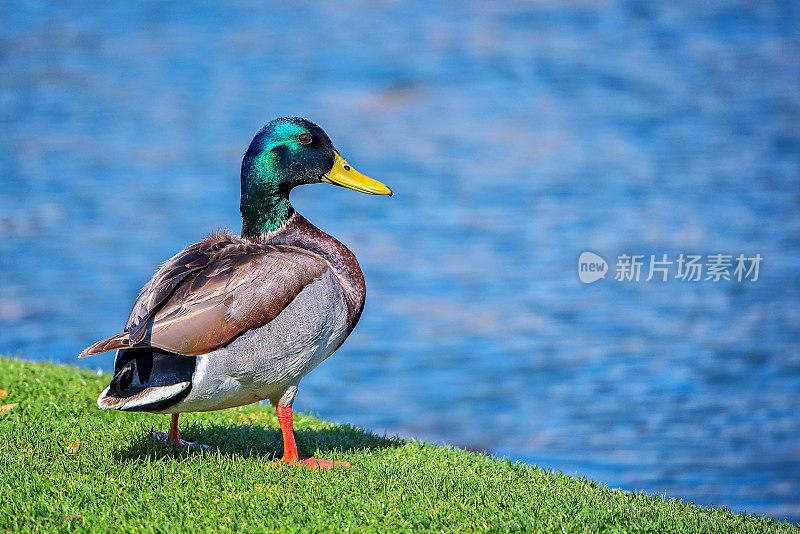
[150,413,211,450]
[276,405,350,469]
[167,413,181,443]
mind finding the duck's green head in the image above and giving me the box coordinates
[240,117,392,238]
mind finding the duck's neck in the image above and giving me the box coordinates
[240,191,295,239]
[240,158,295,239]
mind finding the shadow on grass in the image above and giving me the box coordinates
[113,420,403,462]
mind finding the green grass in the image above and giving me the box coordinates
[0,356,795,533]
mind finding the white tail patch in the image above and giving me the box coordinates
[97,382,191,411]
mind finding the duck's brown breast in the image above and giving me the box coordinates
[263,213,366,332]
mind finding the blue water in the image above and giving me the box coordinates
[1,0,799,523]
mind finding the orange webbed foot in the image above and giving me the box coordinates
[299,457,351,470]
[150,429,211,451]
[271,456,351,469]
[274,406,350,469]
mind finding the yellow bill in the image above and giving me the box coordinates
[322,152,393,196]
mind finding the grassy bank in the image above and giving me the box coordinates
[0,356,794,533]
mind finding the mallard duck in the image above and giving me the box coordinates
[80,117,392,469]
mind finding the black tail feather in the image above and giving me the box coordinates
[100,347,197,412]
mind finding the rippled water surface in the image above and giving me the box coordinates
[1,1,799,523]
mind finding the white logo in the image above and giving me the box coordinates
[578,252,608,283]
[579,252,762,284]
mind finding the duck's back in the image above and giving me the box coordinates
[93,214,367,413]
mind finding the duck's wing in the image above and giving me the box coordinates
[80,233,329,358]
[140,244,328,355]
[80,236,224,357]
[126,239,219,345]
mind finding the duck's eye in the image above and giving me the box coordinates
[298,133,312,145]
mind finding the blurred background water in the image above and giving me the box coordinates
[1,0,799,523]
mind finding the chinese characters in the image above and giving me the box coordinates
[613,254,762,282]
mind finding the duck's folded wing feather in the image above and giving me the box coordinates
[126,242,215,345]
[80,234,328,358]
[145,248,327,355]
